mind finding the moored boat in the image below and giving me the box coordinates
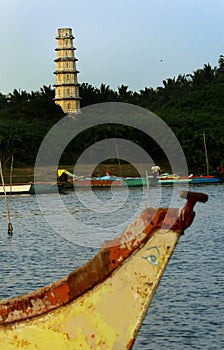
[158,174,191,186]
[190,175,221,184]
[158,173,221,186]
[0,183,31,195]
[58,168,222,189]
[122,177,146,187]
[72,176,158,188]
[74,178,123,188]
[58,169,159,188]
[0,182,63,195]
[0,191,208,349]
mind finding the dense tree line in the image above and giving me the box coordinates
[0,55,224,173]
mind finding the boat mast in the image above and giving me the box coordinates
[203,132,209,175]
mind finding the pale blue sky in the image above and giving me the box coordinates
[0,0,223,94]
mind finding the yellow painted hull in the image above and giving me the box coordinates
[0,229,179,350]
[0,191,208,349]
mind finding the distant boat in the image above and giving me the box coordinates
[122,176,158,187]
[190,175,221,184]
[0,191,208,349]
[58,169,222,189]
[158,173,191,185]
[58,169,159,188]
[70,176,159,188]
[0,183,31,195]
[71,174,221,188]
[73,178,123,188]
[0,182,63,195]
[158,174,221,186]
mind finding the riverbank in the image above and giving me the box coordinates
[2,163,164,183]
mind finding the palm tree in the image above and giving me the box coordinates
[118,85,133,103]
[0,93,8,110]
[9,89,29,105]
[202,63,215,83]
[79,83,100,106]
[218,55,224,71]
[99,84,117,102]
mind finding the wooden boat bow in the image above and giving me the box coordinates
[179,190,208,203]
[0,191,208,350]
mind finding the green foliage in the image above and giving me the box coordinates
[0,56,224,172]
[0,86,64,167]
[156,81,224,172]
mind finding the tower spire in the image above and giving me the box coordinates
[54,28,80,113]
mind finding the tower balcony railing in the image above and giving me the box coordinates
[54,96,81,101]
[54,70,80,74]
[55,47,76,51]
[55,57,77,62]
[54,82,78,86]
[55,35,74,40]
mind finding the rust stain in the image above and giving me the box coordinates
[127,337,135,349]
[45,283,70,305]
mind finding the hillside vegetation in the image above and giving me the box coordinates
[0,55,224,174]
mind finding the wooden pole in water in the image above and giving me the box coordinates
[203,132,209,176]
[0,160,13,235]
[10,154,14,196]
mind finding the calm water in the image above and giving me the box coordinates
[0,184,223,349]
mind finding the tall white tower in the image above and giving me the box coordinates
[54,28,80,113]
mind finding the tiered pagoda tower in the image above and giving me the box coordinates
[54,28,80,113]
